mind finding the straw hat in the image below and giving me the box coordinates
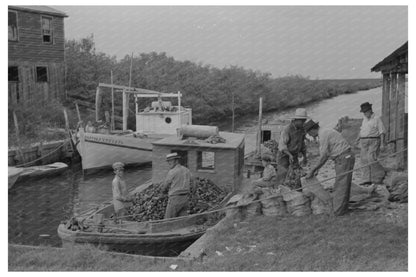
[290,108,308,120]
[112,162,125,170]
[166,152,181,161]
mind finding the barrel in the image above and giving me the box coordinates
[179,125,219,139]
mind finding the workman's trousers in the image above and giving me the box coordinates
[333,151,355,216]
[276,152,301,190]
[165,194,189,219]
[360,138,385,184]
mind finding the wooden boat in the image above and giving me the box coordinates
[8,162,68,189]
[57,181,231,257]
[74,83,192,172]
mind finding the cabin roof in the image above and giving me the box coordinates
[371,41,408,72]
[9,5,68,17]
[152,131,245,150]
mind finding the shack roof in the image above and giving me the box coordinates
[371,41,408,73]
[152,131,245,150]
[9,5,68,17]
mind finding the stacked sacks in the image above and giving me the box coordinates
[258,187,287,216]
[281,189,312,217]
[301,177,333,215]
[237,192,262,217]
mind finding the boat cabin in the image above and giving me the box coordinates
[95,83,192,134]
[152,131,245,192]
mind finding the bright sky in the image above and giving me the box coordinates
[54,5,407,79]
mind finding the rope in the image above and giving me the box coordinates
[111,147,407,225]
[15,140,69,168]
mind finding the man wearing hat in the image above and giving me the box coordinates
[355,102,386,185]
[112,162,133,218]
[304,120,355,216]
[160,153,192,218]
[276,108,309,189]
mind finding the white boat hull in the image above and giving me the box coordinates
[76,131,166,171]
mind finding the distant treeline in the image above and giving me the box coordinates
[65,35,381,126]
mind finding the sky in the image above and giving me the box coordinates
[53,5,408,79]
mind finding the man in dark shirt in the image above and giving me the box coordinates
[277,108,308,189]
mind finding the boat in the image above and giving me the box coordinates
[74,83,192,172]
[57,181,231,257]
[8,162,68,189]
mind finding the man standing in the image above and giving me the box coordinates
[355,102,386,185]
[112,162,132,218]
[304,120,355,216]
[277,108,308,189]
[161,153,192,219]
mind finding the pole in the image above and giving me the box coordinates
[111,70,115,131]
[231,91,235,132]
[128,52,133,89]
[13,111,26,164]
[178,91,182,132]
[63,108,69,131]
[256,97,263,157]
[75,102,81,122]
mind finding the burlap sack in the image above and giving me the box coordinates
[259,188,287,216]
[238,193,262,216]
[282,190,312,217]
[301,177,333,215]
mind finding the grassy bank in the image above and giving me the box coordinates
[8,208,407,271]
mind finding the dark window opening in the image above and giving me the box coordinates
[171,150,188,167]
[197,151,215,170]
[36,66,48,82]
[8,66,19,82]
[9,11,18,41]
[262,130,271,143]
[42,16,52,43]
[165,117,172,124]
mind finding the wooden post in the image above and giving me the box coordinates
[381,74,390,136]
[75,102,82,123]
[63,108,70,131]
[231,90,235,132]
[95,86,101,122]
[397,73,406,169]
[122,89,128,131]
[256,97,263,157]
[13,111,26,165]
[178,91,182,130]
[111,70,115,131]
[389,73,397,150]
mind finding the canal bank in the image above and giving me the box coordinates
[8,85,387,248]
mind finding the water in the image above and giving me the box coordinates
[8,165,152,247]
[8,86,383,247]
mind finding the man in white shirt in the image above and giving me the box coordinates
[355,102,386,185]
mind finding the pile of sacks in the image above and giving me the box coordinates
[235,176,333,218]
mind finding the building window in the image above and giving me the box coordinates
[41,16,53,43]
[8,66,19,82]
[197,151,215,170]
[36,66,48,82]
[9,11,18,41]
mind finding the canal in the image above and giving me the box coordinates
[8,86,384,247]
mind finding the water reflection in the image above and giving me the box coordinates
[8,165,152,247]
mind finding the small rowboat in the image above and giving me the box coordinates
[8,162,68,189]
[57,181,231,257]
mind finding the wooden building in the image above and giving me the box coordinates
[371,41,408,169]
[8,6,68,105]
[152,132,245,193]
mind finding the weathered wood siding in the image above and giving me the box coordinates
[8,8,66,105]
[8,9,65,62]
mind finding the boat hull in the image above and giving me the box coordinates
[76,131,166,171]
[57,224,204,256]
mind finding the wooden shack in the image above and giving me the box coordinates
[8,6,68,105]
[371,41,408,169]
[152,132,245,192]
